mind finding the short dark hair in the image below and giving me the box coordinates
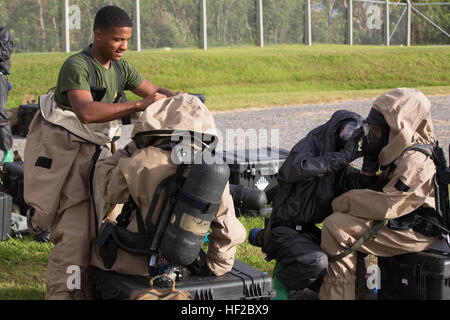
[93,6,132,31]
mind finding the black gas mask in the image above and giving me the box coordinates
[361,109,389,174]
[337,120,362,150]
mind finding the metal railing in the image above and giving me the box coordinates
[349,0,449,46]
[67,0,450,50]
[0,0,448,53]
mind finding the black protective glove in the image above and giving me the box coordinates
[34,227,51,243]
[362,155,380,174]
[361,136,383,174]
[186,249,215,276]
[342,132,363,163]
[330,129,363,171]
[26,208,47,237]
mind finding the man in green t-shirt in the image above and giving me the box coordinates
[56,11,173,122]
[24,6,178,300]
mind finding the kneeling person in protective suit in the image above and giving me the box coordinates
[260,110,377,293]
[319,88,441,300]
[90,93,247,292]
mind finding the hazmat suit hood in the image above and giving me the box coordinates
[307,109,363,154]
[131,93,218,149]
[119,93,219,217]
[371,88,436,166]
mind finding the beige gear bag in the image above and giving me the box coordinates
[129,275,192,300]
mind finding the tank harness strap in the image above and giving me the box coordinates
[89,145,103,237]
[116,196,134,227]
[145,165,186,237]
[80,51,97,88]
[112,61,122,101]
[177,191,220,214]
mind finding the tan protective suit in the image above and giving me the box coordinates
[23,92,123,299]
[24,113,98,300]
[90,94,246,277]
[319,88,439,300]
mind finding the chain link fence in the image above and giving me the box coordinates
[389,2,408,45]
[311,0,347,44]
[264,0,305,45]
[353,0,386,45]
[0,0,448,53]
[412,2,449,44]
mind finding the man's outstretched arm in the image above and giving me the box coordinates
[131,79,178,98]
[67,89,167,124]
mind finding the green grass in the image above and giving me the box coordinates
[234,216,275,275]
[0,235,52,300]
[0,216,272,300]
[7,44,450,111]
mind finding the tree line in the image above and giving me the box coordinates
[0,0,447,53]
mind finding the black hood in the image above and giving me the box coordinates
[307,110,363,154]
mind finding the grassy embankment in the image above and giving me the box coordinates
[7,44,450,111]
[1,44,449,299]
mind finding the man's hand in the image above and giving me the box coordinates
[137,92,167,111]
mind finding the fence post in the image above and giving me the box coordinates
[406,0,411,46]
[348,0,353,45]
[305,0,312,46]
[256,0,264,47]
[62,0,70,53]
[133,0,141,51]
[200,0,207,50]
[385,0,390,46]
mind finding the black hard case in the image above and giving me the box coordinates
[0,192,12,241]
[219,148,289,206]
[92,260,274,300]
[18,104,39,137]
[378,246,450,300]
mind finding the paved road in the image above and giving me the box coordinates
[212,95,450,160]
[11,95,450,164]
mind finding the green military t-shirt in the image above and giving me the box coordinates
[54,44,144,110]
